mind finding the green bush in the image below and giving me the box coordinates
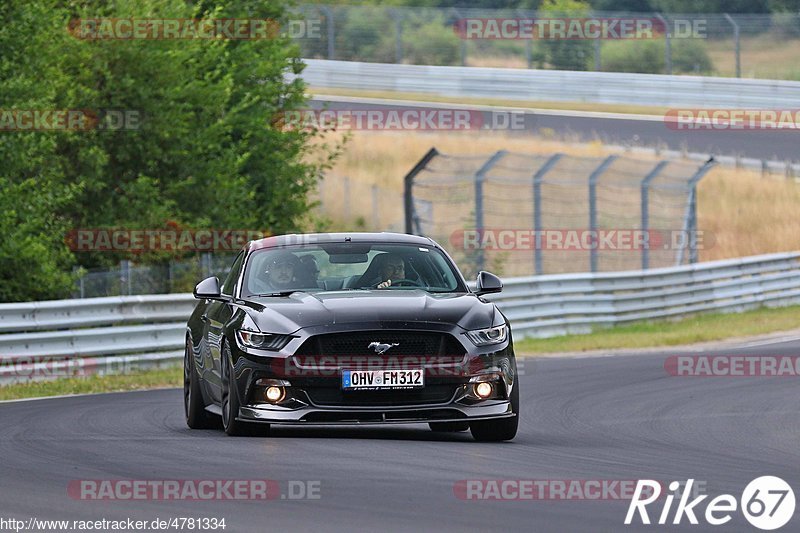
[336,7,396,62]
[601,38,713,74]
[402,16,461,66]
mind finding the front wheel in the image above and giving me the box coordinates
[220,340,269,437]
[469,380,519,442]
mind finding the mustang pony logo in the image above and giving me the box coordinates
[368,342,399,354]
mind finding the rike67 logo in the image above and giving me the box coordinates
[625,477,795,530]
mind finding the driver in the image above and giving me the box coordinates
[376,253,407,289]
[260,251,300,291]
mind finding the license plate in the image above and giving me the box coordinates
[342,369,424,390]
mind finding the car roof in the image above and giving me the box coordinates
[246,232,438,252]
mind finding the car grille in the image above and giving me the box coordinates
[296,331,465,357]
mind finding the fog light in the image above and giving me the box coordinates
[265,386,285,403]
[474,382,493,399]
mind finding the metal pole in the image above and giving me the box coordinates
[676,157,716,265]
[656,14,671,75]
[640,161,669,270]
[532,154,563,275]
[390,9,403,64]
[474,151,507,272]
[724,14,740,78]
[588,155,618,273]
[594,37,601,71]
[453,8,467,66]
[403,147,439,234]
[320,6,334,60]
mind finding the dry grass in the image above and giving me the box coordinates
[707,35,800,80]
[315,130,800,263]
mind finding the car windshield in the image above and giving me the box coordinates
[241,243,465,297]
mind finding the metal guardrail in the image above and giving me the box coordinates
[1,251,799,383]
[300,59,800,109]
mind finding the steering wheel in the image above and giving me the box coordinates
[373,279,423,288]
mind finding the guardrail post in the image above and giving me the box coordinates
[677,157,716,265]
[588,155,618,272]
[723,14,740,78]
[656,14,672,75]
[474,151,507,272]
[532,153,563,275]
[640,161,669,270]
[403,148,439,234]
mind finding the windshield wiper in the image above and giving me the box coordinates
[253,290,303,297]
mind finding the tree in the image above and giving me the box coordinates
[0,0,340,301]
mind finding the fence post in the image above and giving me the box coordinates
[403,147,439,234]
[390,9,404,63]
[640,160,669,270]
[656,14,672,75]
[319,6,335,60]
[593,37,601,71]
[723,14,740,78]
[532,153,563,275]
[474,151,507,272]
[453,8,467,66]
[588,155,618,273]
[677,157,716,265]
[120,260,131,296]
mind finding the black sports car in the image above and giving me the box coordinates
[184,232,519,441]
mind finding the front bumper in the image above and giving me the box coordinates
[238,399,514,425]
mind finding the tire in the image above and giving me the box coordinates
[184,338,212,429]
[429,422,470,432]
[469,380,519,442]
[221,339,269,437]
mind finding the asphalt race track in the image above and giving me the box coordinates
[1,338,799,532]
[312,97,799,163]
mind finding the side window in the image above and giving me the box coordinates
[220,252,245,296]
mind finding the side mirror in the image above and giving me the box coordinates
[194,276,221,299]
[475,271,502,296]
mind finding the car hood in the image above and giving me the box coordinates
[238,290,498,334]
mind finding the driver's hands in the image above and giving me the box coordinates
[376,279,392,289]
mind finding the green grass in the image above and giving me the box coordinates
[516,305,800,355]
[0,365,182,402]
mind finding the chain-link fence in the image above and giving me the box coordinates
[405,148,715,278]
[74,254,236,299]
[293,5,800,80]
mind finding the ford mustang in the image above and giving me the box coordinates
[184,232,519,441]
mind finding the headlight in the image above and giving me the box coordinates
[236,330,292,351]
[464,324,508,346]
